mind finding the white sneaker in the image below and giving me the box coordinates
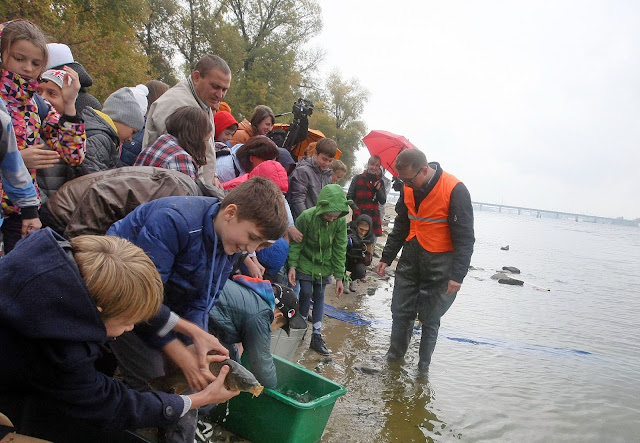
[195,419,214,442]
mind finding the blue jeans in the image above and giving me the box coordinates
[298,279,328,333]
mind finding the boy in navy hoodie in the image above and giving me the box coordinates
[0,229,237,441]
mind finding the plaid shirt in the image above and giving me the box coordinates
[134,134,198,180]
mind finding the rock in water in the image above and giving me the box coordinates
[498,277,524,286]
[491,272,508,280]
[149,358,264,397]
[502,266,521,274]
[501,245,509,250]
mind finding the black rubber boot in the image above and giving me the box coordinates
[310,333,330,355]
[418,333,438,370]
[385,321,413,360]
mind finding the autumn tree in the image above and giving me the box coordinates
[309,71,369,174]
[222,0,323,119]
[139,0,179,85]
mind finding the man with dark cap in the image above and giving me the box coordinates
[208,275,307,389]
[46,43,101,114]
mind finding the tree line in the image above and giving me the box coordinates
[1,0,369,175]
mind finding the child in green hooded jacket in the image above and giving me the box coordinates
[287,184,352,355]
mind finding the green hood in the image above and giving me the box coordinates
[288,184,352,281]
[313,184,353,218]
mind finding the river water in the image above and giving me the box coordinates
[295,210,640,442]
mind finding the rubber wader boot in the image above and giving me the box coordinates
[310,333,330,355]
[386,322,413,360]
[418,332,438,371]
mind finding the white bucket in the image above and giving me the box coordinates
[270,327,307,361]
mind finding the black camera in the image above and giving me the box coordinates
[392,177,403,191]
[292,98,314,119]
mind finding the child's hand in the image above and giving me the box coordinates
[61,66,80,116]
[189,365,240,407]
[288,267,296,286]
[335,279,344,298]
[287,226,303,243]
[21,217,42,237]
[20,218,42,237]
[245,255,264,278]
[20,144,59,169]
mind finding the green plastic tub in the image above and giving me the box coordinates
[213,354,346,443]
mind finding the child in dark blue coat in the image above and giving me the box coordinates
[0,229,238,441]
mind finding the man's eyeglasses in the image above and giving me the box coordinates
[400,167,423,186]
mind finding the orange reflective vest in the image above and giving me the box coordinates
[404,171,461,252]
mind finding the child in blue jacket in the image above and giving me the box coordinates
[107,177,288,441]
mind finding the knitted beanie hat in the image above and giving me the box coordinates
[102,88,145,131]
[46,43,93,88]
[40,69,66,89]
[128,84,149,116]
[214,111,238,139]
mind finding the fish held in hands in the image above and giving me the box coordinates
[149,358,264,397]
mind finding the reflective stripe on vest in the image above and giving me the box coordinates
[407,215,448,223]
[405,170,461,252]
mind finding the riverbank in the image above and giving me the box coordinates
[203,208,640,442]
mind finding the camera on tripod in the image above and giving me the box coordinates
[292,98,314,119]
[278,98,314,153]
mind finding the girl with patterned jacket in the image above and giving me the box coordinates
[0,20,85,252]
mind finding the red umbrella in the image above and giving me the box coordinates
[362,130,417,177]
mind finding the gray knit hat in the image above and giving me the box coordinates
[102,87,145,131]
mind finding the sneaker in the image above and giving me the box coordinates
[195,419,214,442]
[343,283,350,294]
[349,281,357,292]
[309,333,330,355]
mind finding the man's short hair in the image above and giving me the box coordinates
[71,235,163,322]
[395,149,427,172]
[331,159,347,174]
[236,136,279,172]
[315,138,338,158]
[193,54,231,78]
[221,177,288,241]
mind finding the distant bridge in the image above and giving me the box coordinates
[472,202,638,227]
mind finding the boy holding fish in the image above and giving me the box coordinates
[107,177,288,441]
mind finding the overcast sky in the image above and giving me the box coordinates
[308,0,640,219]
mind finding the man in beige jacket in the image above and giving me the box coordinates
[144,55,231,191]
